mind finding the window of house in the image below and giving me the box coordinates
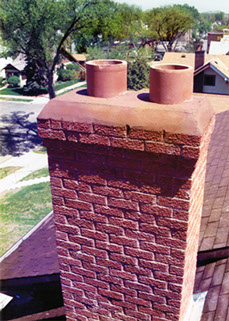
[204,75,216,86]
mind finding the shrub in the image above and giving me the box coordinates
[66,63,81,71]
[127,57,149,90]
[7,75,20,87]
[58,69,74,81]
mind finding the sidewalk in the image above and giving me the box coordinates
[0,81,86,103]
[0,150,49,194]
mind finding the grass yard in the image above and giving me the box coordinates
[20,167,49,181]
[0,79,83,97]
[0,166,22,179]
[0,182,52,256]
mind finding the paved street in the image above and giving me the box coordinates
[0,100,48,157]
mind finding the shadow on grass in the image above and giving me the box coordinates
[0,111,42,156]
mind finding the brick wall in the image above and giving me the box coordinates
[38,99,215,321]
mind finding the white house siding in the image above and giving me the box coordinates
[203,68,229,95]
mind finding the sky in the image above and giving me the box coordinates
[114,0,229,13]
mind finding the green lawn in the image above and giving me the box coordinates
[0,79,82,97]
[20,167,49,181]
[0,166,22,179]
[0,182,52,256]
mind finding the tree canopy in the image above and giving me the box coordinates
[0,0,110,98]
[145,5,194,51]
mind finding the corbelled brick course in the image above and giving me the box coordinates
[38,89,214,321]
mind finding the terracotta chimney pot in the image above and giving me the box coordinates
[149,64,193,105]
[86,59,127,98]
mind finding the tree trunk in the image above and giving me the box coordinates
[47,73,56,99]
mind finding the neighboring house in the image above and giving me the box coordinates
[207,30,224,53]
[194,58,229,94]
[162,51,229,95]
[2,54,27,86]
[209,29,229,55]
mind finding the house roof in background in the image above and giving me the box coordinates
[162,52,229,70]
[194,58,229,80]
[209,41,229,55]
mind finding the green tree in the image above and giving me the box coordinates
[145,6,194,52]
[127,57,149,90]
[0,0,107,99]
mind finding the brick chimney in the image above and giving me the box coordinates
[37,60,214,321]
[194,50,205,70]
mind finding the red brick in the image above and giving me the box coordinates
[140,223,170,237]
[138,306,165,317]
[92,185,123,197]
[94,205,124,218]
[67,217,94,229]
[55,222,80,235]
[66,131,78,142]
[96,223,124,235]
[154,271,183,284]
[108,197,139,211]
[56,239,81,252]
[182,146,200,158]
[79,174,106,185]
[80,211,107,223]
[37,119,50,129]
[158,197,189,210]
[111,137,144,151]
[153,303,180,314]
[139,276,167,289]
[97,274,122,286]
[52,196,64,206]
[124,191,156,203]
[96,257,122,270]
[140,204,172,217]
[78,191,106,205]
[139,292,166,304]
[51,120,62,129]
[145,142,180,155]
[164,132,201,146]
[68,235,94,246]
[50,177,62,188]
[125,309,151,321]
[109,217,138,230]
[98,289,124,301]
[65,199,92,211]
[139,259,168,272]
[96,241,123,253]
[108,179,138,191]
[128,128,162,141]
[82,245,108,259]
[110,235,138,248]
[94,124,126,137]
[125,264,151,277]
[81,228,108,241]
[140,241,170,255]
[110,269,137,281]
[124,280,152,293]
[125,295,151,307]
[71,266,96,279]
[110,284,136,297]
[62,121,93,133]
[110,253,137,265]
[83,261,108,274]
[125,248,153,260]
[157,236,186,249]
[79,133,110,146]
[51,186,77,198]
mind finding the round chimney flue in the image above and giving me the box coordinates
[86,60,127,98]
[149,64,193,105]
